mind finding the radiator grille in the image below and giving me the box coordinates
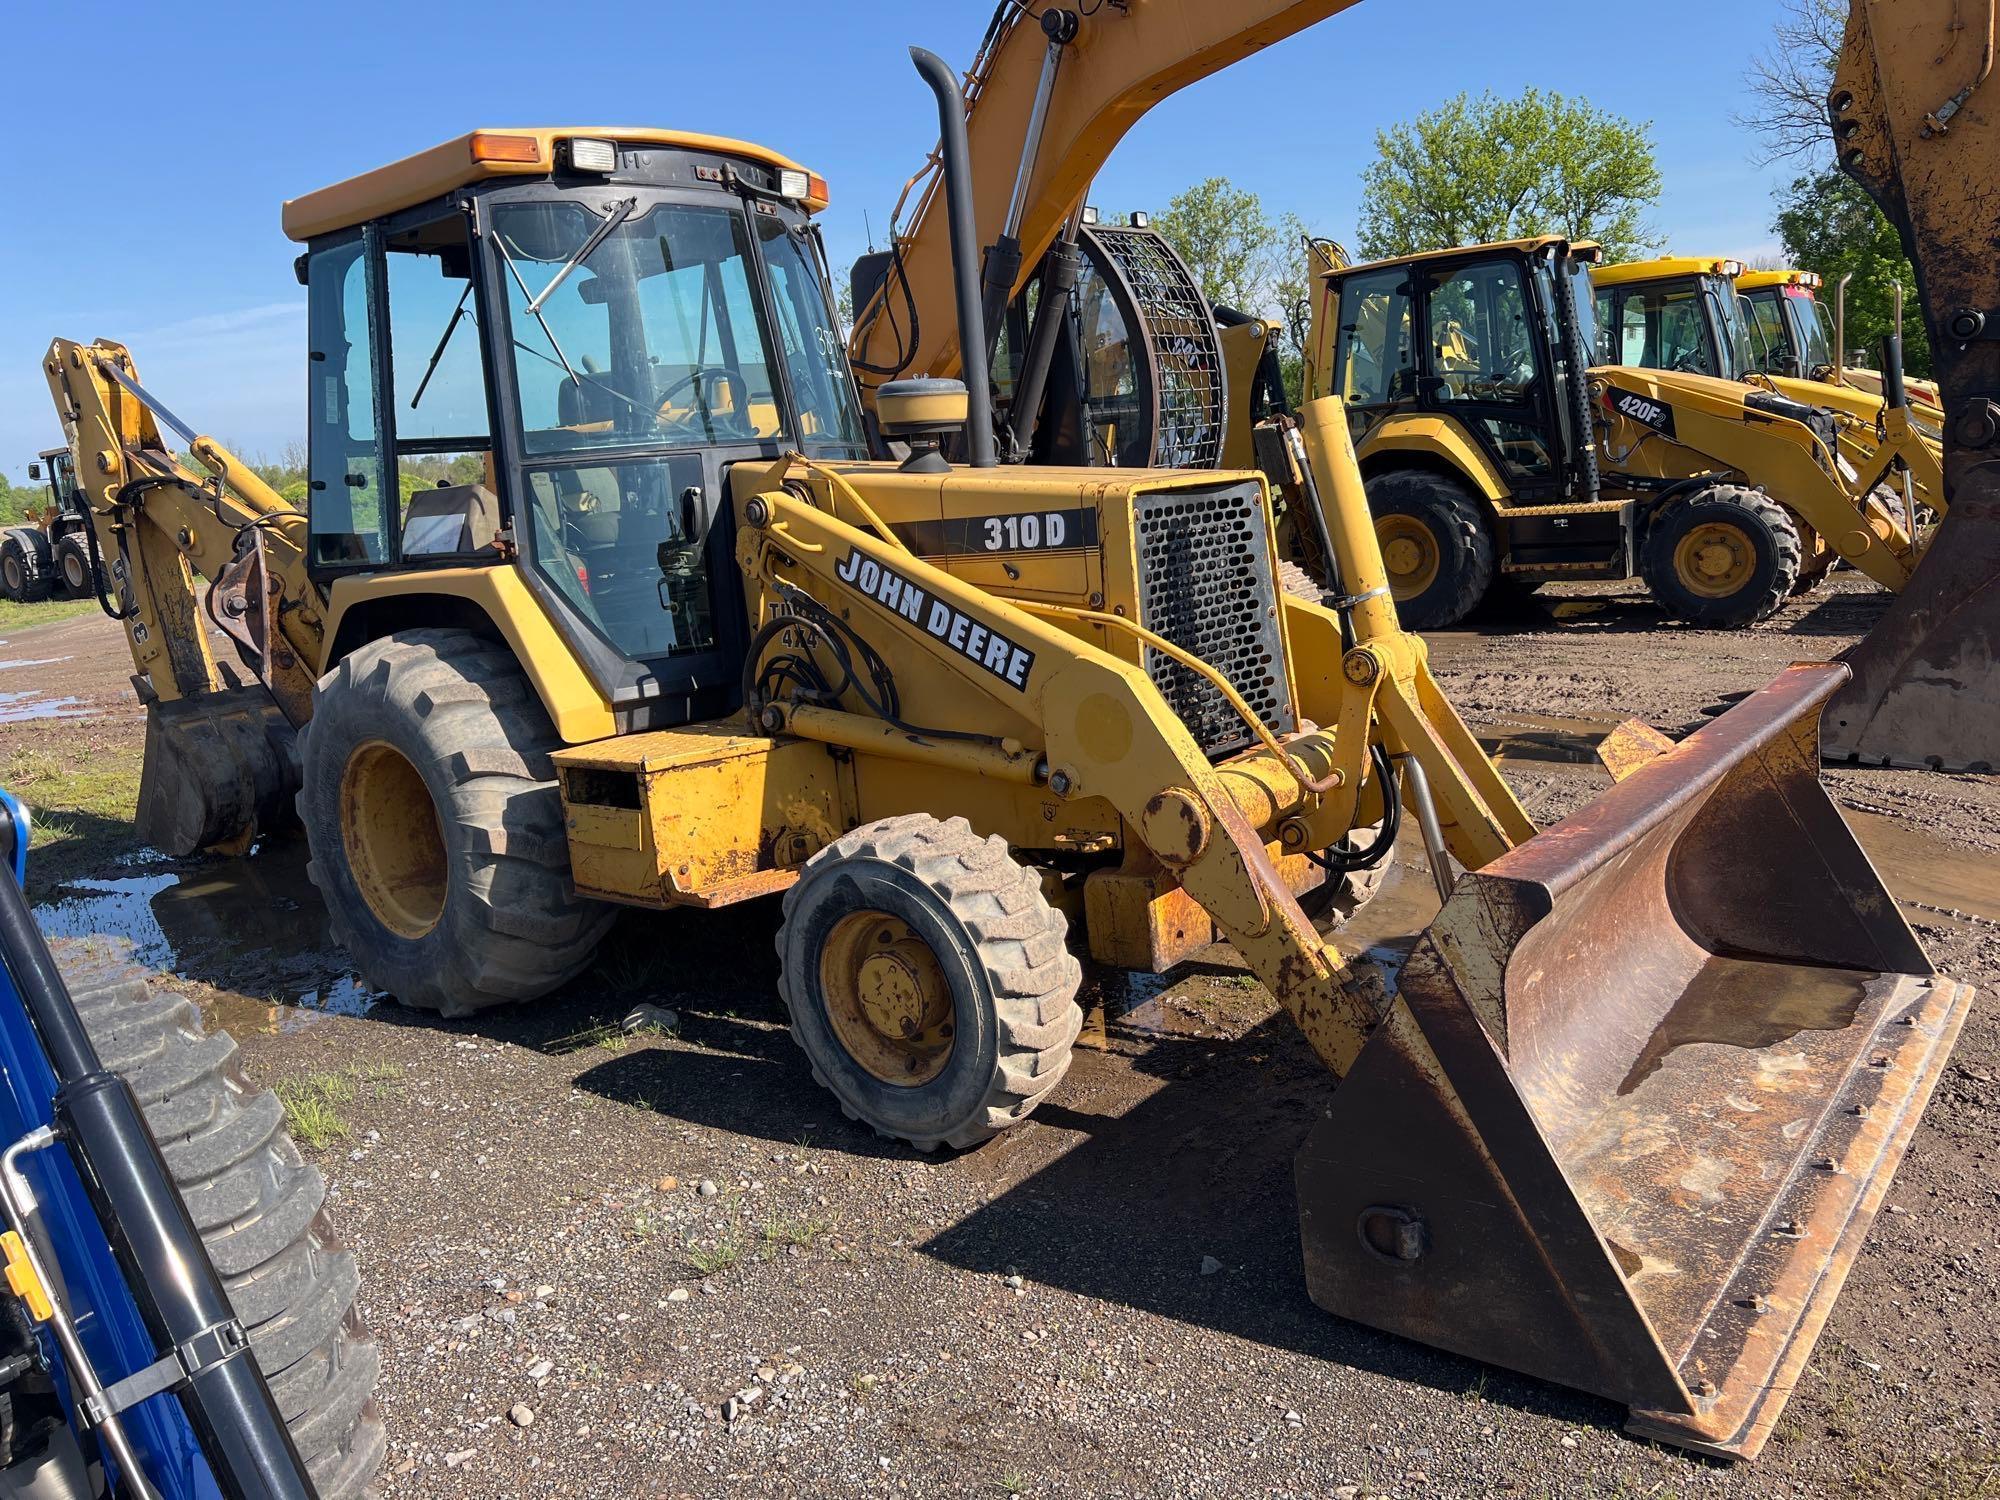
[1132,482,1295,759]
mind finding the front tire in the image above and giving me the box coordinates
[67,956,385,1496]
[53,534,95,598]
[299,629,616,1016]
[1364,469,1494,629]
[1640,484,1800,627]
[776,814,1082,1151]
[0,532,51,604]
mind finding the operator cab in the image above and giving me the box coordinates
[1315,237,1601,502]
[1737,269,1836,379]
[1591,256,1759,381]
[283,129,866,726]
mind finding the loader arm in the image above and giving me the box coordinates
[42,339,323,852]
[849,0,1360,392]
[736,479,1395,1077]
[1827,0,2000,770]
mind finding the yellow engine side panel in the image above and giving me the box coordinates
[552,726,852,908]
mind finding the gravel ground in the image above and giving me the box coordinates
[4,576,1996,1499]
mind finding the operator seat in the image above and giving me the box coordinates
[402,483,503,556]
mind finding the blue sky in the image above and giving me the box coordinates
[0,0,1807,478]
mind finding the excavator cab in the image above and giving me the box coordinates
[288,130,862,726]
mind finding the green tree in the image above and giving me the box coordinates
[1152,177,1282,314]
[1773,169,1934,376]
[1356,89,1661,261]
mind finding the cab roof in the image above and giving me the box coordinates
[282,128,817,243]
[1737,267,1824,292]
[1318,235,1600,281]
[1594,255,1744,287]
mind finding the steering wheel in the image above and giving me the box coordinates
[656,366,751,439]
[1671,346,1706,373]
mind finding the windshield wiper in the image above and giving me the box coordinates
[528,196,637,314]
[410,282,475,410]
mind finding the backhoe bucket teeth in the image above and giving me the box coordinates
[137,690,301,856]
[1823,499,2000,772]
[1296,663,1972,1460]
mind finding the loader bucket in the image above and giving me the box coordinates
[136,689,300,856]
[1296,663,1972,1460]
[1824,497,2000,772]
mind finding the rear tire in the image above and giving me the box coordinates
[298,629,616,1016]
[65,954,385,1496]
[0,533,50,604]
[1640,485,1800,627]
[776,814,1082,1151]
[1364,469,1494,629]
[53,534,94,598]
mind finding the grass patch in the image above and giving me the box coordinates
[761,1215,830,1257]
[275,1072,355,1149]
[273,1062,400,1150]
[545,1022,629,1055]
[0,598,96,632]
[1,741,146,894]
[683,1223,749,1277]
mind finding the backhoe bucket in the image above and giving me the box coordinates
[136,689,300,856]
[1824,498,2000,772]
[1296,663,1972,1460]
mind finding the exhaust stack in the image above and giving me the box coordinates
[910,47,997,467]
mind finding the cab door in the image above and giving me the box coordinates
[1413,256,1563,498]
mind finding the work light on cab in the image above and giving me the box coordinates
[565,137,618,173]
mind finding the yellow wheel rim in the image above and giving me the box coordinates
[1673,522,1756,599]
[340,740,448,940]
[1375,515,1441,601]
[820,911,955,1086]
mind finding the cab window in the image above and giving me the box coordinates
[1424,259,1538,404]
[385,216,501,559]
[1609,286,1713,374]
[1333,268,1414,406]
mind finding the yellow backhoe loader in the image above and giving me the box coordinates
[1739,266,1944,408]
[40,8,1979,1462]
[1290,235,1945,628]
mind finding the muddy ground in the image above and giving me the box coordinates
[3,577,1996,1500]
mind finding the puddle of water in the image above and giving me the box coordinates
[0,657,71,671]
[34,845,376,1031]
[1474,711,1625,766]
[1845,810,2000,927]
[0,691,87,723]
[1075,969,1186,1051]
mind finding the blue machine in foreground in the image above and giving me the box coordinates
[0,791,316,1500]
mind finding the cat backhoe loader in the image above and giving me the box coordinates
[43,39,1972,1465]
[1739,267,1944,408]
[1292,235,1947,628]
[1594,253,1946,456]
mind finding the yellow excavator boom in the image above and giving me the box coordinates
[848,0,1358,392]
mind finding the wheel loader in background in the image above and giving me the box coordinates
[1739,266,1944,408]
[849,0,1995,774]
[4,446,105,603]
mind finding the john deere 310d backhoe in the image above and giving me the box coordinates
[853,0,1998,774]
[42,11,1975,1463]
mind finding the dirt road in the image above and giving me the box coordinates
[5,578,1996,1499]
